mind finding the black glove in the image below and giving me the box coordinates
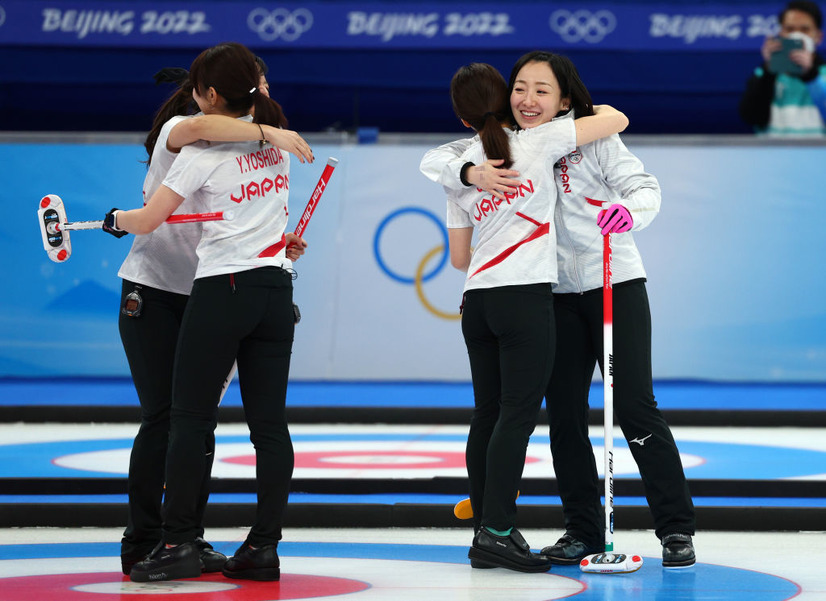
[102,208,128,238]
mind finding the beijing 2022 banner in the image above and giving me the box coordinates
[0,2,785,50]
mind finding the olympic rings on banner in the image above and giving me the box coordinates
[414,245,460,321]
[549,9,616,43]
[374,207,448,284]
[247,7,313,42]
[374,207,460,321]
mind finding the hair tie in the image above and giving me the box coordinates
[483,111,496,120]
[249,86,258,95]
[257,123,266,148]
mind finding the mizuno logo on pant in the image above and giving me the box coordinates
[630,433,653,446]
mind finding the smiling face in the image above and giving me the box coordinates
[509,60,570,129]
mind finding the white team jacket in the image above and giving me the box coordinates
[419,111,661,293]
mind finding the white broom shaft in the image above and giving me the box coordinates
[603,232,614,553]
[61,220,105,231]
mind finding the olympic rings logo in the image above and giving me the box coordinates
[247,8,313,42]
[549,9,616,43]
[373,207,461,321]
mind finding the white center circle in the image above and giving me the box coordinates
[320,454,443,465]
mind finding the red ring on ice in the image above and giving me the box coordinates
[0,572,370,600]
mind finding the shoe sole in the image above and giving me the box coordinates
[467,547,552,573]
[547,555,585,565]
[663,560,696,569]
[130,563,202,583]
[222,567,281,581]
[541,547,604,566]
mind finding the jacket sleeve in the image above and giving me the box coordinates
[807,76,826,122]
[739,65,776,129]
[446,188,473,228]
[420,137,476,189]
[594,135,661,231]
[804,60,826,123]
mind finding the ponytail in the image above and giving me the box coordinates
[252,92,288,129]
[144,44,290,164]
[144,83,195,164]
[477,111,512,170]
[450,63,513,169]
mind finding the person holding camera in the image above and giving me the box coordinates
[740,1,826,136]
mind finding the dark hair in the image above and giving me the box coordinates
[507,51,594,129]
[144,83,195,161]
[144,43,286,163]
[189,43,286,127]
[450,63,513,169]
[781,1,823,30]
[255,55,269,76]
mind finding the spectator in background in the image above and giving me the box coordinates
[740,1,826,136]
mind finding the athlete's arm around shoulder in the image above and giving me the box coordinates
[574,105,629,147]
[420,137,476,188]
[167,115,314,163]
[422,135,521,200]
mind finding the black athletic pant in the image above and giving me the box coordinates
[462,283,554,533]
[163,267,295,547]
[118,280,215,555]
[546,279,695,547]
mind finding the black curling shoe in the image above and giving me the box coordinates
[541,534,603,565]
[222,542,280,581]
[195,537,227,572]
[130,541,202,582]
[120,541,157,576]
[468,528,553,573]
[662,533,696,568]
